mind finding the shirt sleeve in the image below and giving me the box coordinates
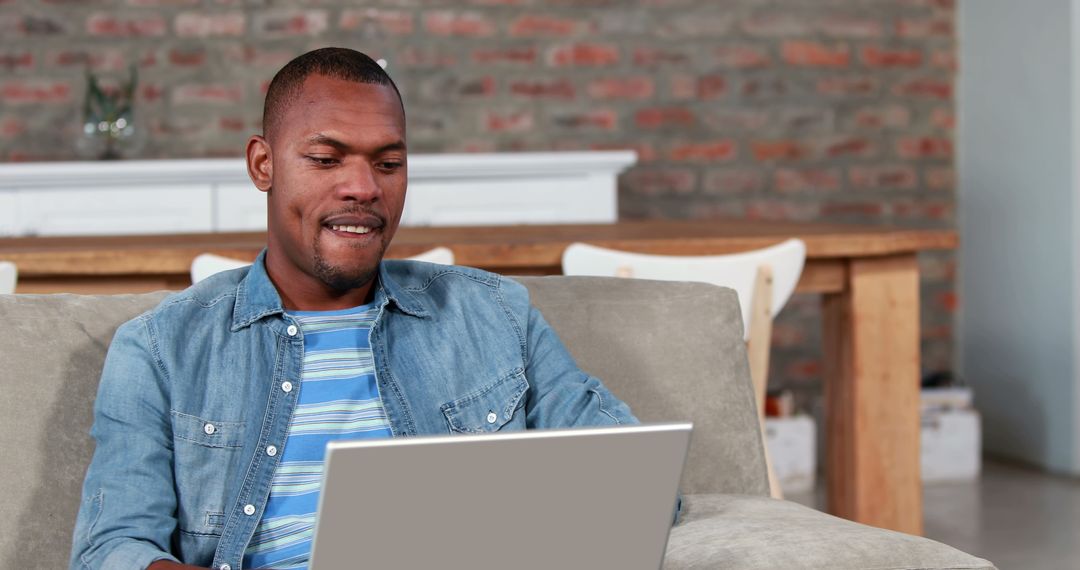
[69,316,181,570]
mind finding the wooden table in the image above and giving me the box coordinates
[0,220,957,535]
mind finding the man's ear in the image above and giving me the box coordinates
[246,135,272,193]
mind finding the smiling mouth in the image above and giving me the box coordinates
[328,224,372,235]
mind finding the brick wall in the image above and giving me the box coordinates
[0,0,956,409]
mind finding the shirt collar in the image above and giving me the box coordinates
[231,249,428,331]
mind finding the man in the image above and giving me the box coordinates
[69,47,638,570]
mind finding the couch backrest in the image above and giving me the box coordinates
[0,277,766,569]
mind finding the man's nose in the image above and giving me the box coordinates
[335,160,380,201]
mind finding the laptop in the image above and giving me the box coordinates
[309,422,692,570]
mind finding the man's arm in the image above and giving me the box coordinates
[519,303,638,429]
[69,317,183,570]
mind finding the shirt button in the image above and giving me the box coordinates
[266,445,278,457]
[203,423,216,435]
[220,565,231,570]
[286,324,298,336]
[243,504,255,516]
[486,412,498,424]
[281,381,293,393]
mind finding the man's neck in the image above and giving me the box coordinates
[264,257,378,311]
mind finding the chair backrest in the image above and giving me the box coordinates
[0,277,766,568]
[0,261,16,294]
[562,239,806,341]
[190,248,457,284]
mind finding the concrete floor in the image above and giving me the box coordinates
[788,460,1080,569]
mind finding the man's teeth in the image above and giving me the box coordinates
[330,225,371,234]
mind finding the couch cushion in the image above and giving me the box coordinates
[0,292,169,570]
[516,276,770,497]
[664,494,996,570]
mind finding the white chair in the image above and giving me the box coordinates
[562,238,806,498]
[190,247,457,284]
[0,261,17,294]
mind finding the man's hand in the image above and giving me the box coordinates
[146,561,209,570]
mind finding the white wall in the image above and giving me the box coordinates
[958,0,1079,474]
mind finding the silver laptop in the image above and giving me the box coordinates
[309,422,692,570]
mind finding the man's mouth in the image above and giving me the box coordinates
[329,224,372,235]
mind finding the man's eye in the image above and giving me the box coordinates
[377,161,403,172]
[307,156,338,166]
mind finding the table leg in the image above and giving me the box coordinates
[823,253,923,535]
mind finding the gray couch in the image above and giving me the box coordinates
[0,276,994,569]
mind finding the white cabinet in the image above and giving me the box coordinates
[0,152,636,237]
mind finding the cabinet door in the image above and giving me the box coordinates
[18,185,213,236]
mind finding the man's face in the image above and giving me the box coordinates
[261,74,407,296]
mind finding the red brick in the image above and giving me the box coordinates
[931,108,955,130]
[509,79,575,100]
[817,76,878,96]
[340,9,414,35]
[49,49,127,71]
[175,12,245,37]
[934,291,959,312]
[588,77,654,100]
[703,168,763,194]
[548,43,619,66]
[0,15,65,37]
[126,0,199,5]
[740,77,789,99]
[821,201,885,218]
[849,165,918,189]
[1,80,71,104]
[424,12,495,37]
[222,46,296,68]
[1,117,26,137]
[485,111,534,133]
[254,10,329,36]
[139,84,165,103]
[173,84,245,105]
[896,18,953,38]
[752,140,810,161]
[741,13,813,37]
[591,142,657,162]
[931,49,957,70]
[508,14,582,37]
[774,168,841,192]
[396,47,457,68]
[892,200,954,221]
[705,109,769,131]
[818,16,884,38]
[472,47,536,65]
[634,107,696,129]
[669,140,737,161]
[714,45,771,68]
[168,48,205,67]
[782,41,850,67]
[86,13,166,37]
[218,117,245,132]
[746,201,822,222]
[897,137,952,159]
[852,105,911,129]
[0,52,33,71]
[926,167,955,191]
[624,167,697,195]
[822,136,876,158]
[633,47,690,68]
[861,46,923,68]
[777,108,834,132]
[770,323,808,348]
[670,75,726,100]
[552,110,617,130]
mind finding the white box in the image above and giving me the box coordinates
[921,408,981,482]
[764,415,817,494]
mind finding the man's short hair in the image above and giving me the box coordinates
[262,47,404,140]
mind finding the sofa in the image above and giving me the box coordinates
[0,276,995,569]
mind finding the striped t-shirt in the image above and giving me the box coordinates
[242,304,393,570]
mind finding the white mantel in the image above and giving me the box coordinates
[0,151,636,237]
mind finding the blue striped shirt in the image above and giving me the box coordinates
[243,304,392,570]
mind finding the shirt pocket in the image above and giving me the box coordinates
[171,411,246,538]
[441,369,529,434]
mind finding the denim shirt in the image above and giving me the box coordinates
[70,252,638,570]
